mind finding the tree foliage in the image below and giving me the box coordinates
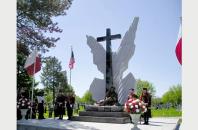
[41,56,74,96]
[80,90,95,104]
[17,0,73,98]
[162,84,182,105]
[17,51,32,92]
[41,56,63,91]
[152,97,162,107]
[17,46,39,97]
[135,79,156,98]
[17,0,73,53]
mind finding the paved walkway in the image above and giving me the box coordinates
[17,117,181,130]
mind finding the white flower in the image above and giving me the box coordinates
[124,104,127,109]
[135,105,138,108]
[130,105,133,108]
[136,109,140,113]
[129,103,132,106]
[17,105,19,108]
[142,106,146,109]
[128,99,133,102]
[139,103,142,106]
[22,104,24,106]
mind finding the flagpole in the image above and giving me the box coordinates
[30,53,36,119]
[70,68,71,86]
[70,46,72,86]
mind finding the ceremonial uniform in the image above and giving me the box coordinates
[56,94,66,120]
[66,95,72,120]
[37,95,45,119]
[69,95,75,117]
[30,101,37,119]
[140,88,152,125]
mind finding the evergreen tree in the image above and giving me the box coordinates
[17,0,73,53]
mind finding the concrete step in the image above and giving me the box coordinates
[79,111,129,117]
[71,116,131,124]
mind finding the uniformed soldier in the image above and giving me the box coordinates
[69,93,75,118]
[56,90,66,120]
[66,92,73,120]
[140,88,152,125]
[37,90,45,119]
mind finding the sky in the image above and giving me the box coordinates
[35,0,181,98]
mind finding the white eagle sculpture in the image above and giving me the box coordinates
[87,17,139,105]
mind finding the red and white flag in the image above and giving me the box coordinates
[24,49,41,76]
[175,23,182,65]
[69,49,75,69]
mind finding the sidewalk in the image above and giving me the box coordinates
[17,117,181,130]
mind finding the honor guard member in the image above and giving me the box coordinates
[140,88,152,125]
[56,90,66,120]
[37,90,45,119]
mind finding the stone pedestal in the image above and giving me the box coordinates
[71,105,130,124]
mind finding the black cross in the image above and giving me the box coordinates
[97,28,121,94]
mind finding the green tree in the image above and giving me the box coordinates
[65,84,75,94]
[136,79,156,98]
[40,56,63,91]
[17,0,73,53]
[162,84,182,105]
[152,97,162,107]
[75,95,81,103]
[81,90,95,104]
[17,45,39,98]
[44,89,53,105]
[41,56,74,97]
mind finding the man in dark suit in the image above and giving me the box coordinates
[56,90,66,120]
[66,92,75,120]
[140,88,152,125]
[37,91,45,119]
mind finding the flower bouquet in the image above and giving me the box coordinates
[124,98,147,129]
[17,98,31,109]
[17,98,31,120]
[124,99,147,114]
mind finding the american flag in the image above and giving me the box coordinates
[69,49,75,69]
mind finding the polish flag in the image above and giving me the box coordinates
[175,24,182,65]
[24,50,41,76]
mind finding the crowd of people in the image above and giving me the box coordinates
[124,88,152,125]
[17,90,76,120]
[17,87,151,125]
[55,90,75,120]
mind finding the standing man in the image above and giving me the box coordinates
[56,90,66,120]
[66,92,72,120]
[70,93,75,117]
[37,90,45,119]
[140,88,152,125]
[66,92,75,120]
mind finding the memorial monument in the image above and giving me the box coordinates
[72,17,139,123]
[87,17,139,105]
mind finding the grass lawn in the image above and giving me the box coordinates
[37,107,181,119]
[151,108,182,117]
